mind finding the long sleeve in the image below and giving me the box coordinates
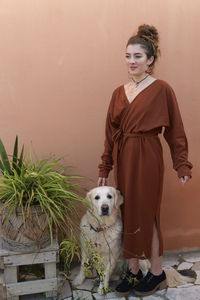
[98,91,119,178]
[163,85,193,178]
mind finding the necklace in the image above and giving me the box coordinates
[132,74,149,87]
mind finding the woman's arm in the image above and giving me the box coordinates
[98,91,117,182]
[163,85,193,182]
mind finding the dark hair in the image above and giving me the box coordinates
[126,24,160,69]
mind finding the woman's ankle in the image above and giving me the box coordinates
[150,255,162,275]
[129,267,139,275]
[128,258,139,275]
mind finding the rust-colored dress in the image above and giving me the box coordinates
[98,79,192,259]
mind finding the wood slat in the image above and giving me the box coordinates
[3,251,57,266]
[6,278,57,296]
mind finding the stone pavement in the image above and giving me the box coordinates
[1,249,200,299]
[61,249,200,300]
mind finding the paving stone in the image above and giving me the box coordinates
[73,289,94,299]
[192,261,200,271]
[93,291,125,299]
[139,296,164,299]
[155,288,167,295]
[162,255,179,268]
[166,285,200,299]
[177,262,193,270]
[59,280,71,298]
[195,271,200,285]
[182,251,200,263]
[176,283,194,288]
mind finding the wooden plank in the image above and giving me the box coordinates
[6,278,57,296]
[45,262,57,298]
[3,250,57,266]
[45,262,57,278]
[4,266,19,300]
[4,266,18,284]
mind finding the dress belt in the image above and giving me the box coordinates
[112,128,159,186]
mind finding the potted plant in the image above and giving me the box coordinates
[0,136,88,251]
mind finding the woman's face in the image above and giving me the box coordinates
[125,44,154,78]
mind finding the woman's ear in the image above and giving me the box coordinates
[147,56,154,67]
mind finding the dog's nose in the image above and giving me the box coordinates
[101,204,109,215]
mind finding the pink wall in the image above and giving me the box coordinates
[0,0,199,251]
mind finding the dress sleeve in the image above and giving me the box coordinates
[163,85,193,178]
[98,91,117,178]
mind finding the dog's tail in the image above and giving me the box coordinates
[164,267,195,287]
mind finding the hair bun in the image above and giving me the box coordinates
[137,24,159,44]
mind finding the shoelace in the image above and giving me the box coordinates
[146,274,154,283]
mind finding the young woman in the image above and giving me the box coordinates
[98,24,192,297]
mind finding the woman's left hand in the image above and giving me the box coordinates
[180,175,191,185]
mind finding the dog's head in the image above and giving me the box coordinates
[86,186,123,217]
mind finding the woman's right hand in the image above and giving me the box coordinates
[97,177,107,186]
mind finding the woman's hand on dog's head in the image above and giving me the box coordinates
[98,177,107,186]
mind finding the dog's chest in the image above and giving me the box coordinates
[85,227,121,253]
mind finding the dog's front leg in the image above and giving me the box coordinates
[73,248,87,286]
[97,256,115,294]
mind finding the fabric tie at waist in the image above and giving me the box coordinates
[112,129,159,186]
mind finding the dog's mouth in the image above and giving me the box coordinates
[101,204,110,216]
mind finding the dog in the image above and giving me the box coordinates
[73,186,124,292]
[73,186,195,293]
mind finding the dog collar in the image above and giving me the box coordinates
[89,223,110,233]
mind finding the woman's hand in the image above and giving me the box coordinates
[97,177,107,186]
[180,175,191,185]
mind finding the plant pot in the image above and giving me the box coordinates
[1,206,52,251]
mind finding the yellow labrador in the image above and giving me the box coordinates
[73,186,124,292]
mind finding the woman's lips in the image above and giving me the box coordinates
[130,66,137,70]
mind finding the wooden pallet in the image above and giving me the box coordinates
[0,238,59,300]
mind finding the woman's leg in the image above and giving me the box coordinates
[129,258,139,274]
[150,221,162,275]
[133,220,167,296]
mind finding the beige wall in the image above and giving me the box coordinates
[0,0,199,251]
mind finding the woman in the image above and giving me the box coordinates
[98,24,192,297]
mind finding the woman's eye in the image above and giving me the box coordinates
[135,56,142,58]
[95,195,100,200]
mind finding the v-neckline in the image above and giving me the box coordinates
[123,79,159,105]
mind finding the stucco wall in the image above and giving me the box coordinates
[0,0,199,251]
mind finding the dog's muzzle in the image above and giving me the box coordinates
[101,204,109,216]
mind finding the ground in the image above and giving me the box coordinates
[1,249,200,299]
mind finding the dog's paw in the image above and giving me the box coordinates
[73,273,85,286]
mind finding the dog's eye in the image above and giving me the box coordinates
[95,195,100,200]
[107,194,112,199]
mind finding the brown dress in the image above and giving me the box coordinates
[98,79,192,259]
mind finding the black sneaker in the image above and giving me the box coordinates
[134,270,167,296]
[115,269,143,297]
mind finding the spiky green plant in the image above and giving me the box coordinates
[0,135,24,176]
[0,137,89,245]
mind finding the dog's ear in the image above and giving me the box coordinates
[86,191,92,202]
[114,189,123,209]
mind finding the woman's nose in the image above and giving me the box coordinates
[129,56,135,63]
